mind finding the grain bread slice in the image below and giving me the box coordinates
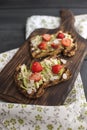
[14,56,72,99]
[29,31,77,59]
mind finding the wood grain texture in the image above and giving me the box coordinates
[0,9,87,106]
[0,0,86,9]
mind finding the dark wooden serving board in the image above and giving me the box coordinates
[0,9,87,106]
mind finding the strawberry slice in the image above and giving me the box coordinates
[31,62,43,73]
[52,65,63,74]
[30,73,42,82]
[57,32,65,39]
[38,42,47,50]
[42,34,51,41]
[61,38,71,47]
[51,43,59,49]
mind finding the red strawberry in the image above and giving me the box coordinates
[38,42,47,50]
[51,43,59,49]
[57,32,65,39]
[30,73,42,82]
[61,38,71,47]
[52,65,63,74]
[42,34,51,41]
[31,62,43,73]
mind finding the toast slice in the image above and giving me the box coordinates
[14,56,71,99]
[29,31,77,58]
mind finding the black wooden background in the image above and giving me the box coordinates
[0,0,87,99]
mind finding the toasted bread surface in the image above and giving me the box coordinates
[30,31,77,58]
[14,57,72,98]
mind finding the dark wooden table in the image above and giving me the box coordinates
[0,0,87,100]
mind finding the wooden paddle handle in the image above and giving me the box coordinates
[60,9,75,29]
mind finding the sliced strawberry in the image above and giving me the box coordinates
[52,65,63,74]
[61,38,71,47]
[51,43,59,49]
[38,42,47,50]
[57,32,65,39]
[42,34,51,41]
[31,62,43,73]
[30,73,42,82]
